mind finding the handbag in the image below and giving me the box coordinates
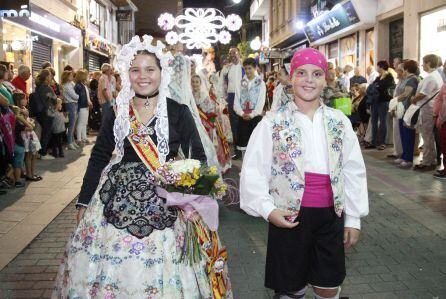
[403,91,439,127]
[334,97,352,116]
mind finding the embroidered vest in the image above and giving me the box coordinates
[240,76,262,112]
[266,102,346,217]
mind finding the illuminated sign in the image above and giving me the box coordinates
[0,0,30,18]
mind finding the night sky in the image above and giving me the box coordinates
[183,0,251,18]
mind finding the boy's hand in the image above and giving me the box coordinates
[267,209,299,229]
[242,113,251,120]
[344,227,360,248]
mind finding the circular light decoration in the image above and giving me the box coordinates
[250,36,261,51]
[158,8,243,49]
[165,31,179,45]
[218,30,231,44]
[158,13,175,31]
[225,14,243,31]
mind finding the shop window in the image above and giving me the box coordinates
[328,40,338,67]
[366,28,375,70]
[389,18,403,64]
[340,34,356,68]
[420,7,446,77]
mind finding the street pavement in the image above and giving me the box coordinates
[0,142,445,298]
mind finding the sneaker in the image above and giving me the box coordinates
[40,155,55,160]
[433,172,446,180]
[68,143,77,150]
[394,158,403,164]
[82,139,90,145]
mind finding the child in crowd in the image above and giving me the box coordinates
[234,57,266,157]
[14,92,42,181]
[51,99,66,158]
[12,103,33,187]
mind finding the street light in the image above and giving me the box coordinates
[250,36,261,51]
[296,20,304,30]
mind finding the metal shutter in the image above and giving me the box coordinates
[32,42,52,73]
[88,53,101,71]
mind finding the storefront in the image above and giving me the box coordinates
[1,3,82,78]
[419,6,446,68]
[304,0,376,75]
[83,30,113,71]
[403,0,446,67]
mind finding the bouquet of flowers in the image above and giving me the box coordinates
[156,159,226,199]
[155,159,227,265]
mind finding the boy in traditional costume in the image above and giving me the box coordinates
[234,57,266,156]
[240,48,368,299]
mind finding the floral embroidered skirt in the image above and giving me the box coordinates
[52,162,232,299]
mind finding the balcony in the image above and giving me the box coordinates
[250,0,269,20]
[110,0,138,10]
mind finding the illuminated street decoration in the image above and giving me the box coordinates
[158,9,242,49]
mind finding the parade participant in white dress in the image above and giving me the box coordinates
[192,75,231,173]
[271,63,291,111]
[53,36,232,299]
[234,57,266,155]
[240,48,368,299]
[220,47,243,158]
[210,72,233,144]
[168,54,220,170]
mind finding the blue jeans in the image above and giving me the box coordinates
[66,102,78,144]
[371,101,389,146]
[399,119,416,162]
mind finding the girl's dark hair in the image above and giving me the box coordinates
[13,92,25,106]
[377,60,389,71]
[243,58,257,68]
[135,50,161,70]
[403,60,419,75]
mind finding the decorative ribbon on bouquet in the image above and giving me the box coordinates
[196,223,229,299]
[156,187,219,231]
[127,104,161,174]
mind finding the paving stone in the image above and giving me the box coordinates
[0,145,446,297]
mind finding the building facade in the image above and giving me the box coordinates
[0,0,137,91]
[260,0,446,76]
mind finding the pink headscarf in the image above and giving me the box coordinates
[290,48,328,78]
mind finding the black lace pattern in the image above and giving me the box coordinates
[99,162,177,238]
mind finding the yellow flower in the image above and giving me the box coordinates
[209,166,218,175]
[193,167,200,179]
[177,173,196,187]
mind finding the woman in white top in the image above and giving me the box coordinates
[61,70,79,150]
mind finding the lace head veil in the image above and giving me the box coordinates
[168,54,220,170]
[107,35,173,172]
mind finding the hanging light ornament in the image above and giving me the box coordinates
[158,9,242,49]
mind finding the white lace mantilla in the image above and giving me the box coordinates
[111,35,173,170]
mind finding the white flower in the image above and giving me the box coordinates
[218,30,231,44]
[213,257,225,273]
[165,31,179,45]
[158,13,175,31]
[225,14,242,31]
[170,159,201,174]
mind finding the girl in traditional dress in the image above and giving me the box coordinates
[240,48,368,299]
[192,75,231,173]
[53,36,232,299]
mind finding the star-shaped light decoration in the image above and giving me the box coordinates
[158,8,242,49]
